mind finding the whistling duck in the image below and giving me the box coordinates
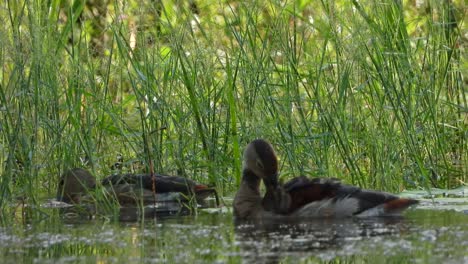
[233,139,418,219]
[57,168,219,206]
[56,168,96,204]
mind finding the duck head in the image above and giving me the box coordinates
[57,168,96,203]
[244,139,294,214]
[234,139,288,218]
[242,139,279,185]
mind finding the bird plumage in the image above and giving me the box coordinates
[234,139,418,219]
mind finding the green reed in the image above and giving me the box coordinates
[0,0,465,215]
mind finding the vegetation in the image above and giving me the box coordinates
[0,0,466,213]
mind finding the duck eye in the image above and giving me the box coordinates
[256,159,264,170]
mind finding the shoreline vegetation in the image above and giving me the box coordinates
[0,1,465,216]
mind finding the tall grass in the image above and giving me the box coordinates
[0,0,465,214]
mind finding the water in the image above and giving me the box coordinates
[0,201,467,263]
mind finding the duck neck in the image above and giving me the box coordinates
[241,169,261,193]
[233,169,263,219]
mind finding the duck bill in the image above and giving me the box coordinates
[263,172,279,188]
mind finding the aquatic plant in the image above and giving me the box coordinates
[0,0,465,215]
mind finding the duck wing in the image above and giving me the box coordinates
[140,175,218,206]
[102,174,198,193]
[283,177,343,214]
[347,188,418,216]
[283,177,417,217]
[102,174,219,205]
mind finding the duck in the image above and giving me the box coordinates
[233,139,418,219]
[57,168,219,207]
[56,168,96,204]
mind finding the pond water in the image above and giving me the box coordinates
[1,199,467,263]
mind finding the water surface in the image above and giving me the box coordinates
[1,202,467,263]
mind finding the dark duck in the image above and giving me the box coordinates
[233,139,418,219]
[57,168,219,207]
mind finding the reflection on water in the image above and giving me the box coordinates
[43,197,218,223]
[234,216,411,262]
[0,205,467,263]
[58,203,194,223]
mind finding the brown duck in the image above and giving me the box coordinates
[57,168,219,207]
[233,139,418,219]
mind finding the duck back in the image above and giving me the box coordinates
[102,174,201,194]
[281,177,417,217]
